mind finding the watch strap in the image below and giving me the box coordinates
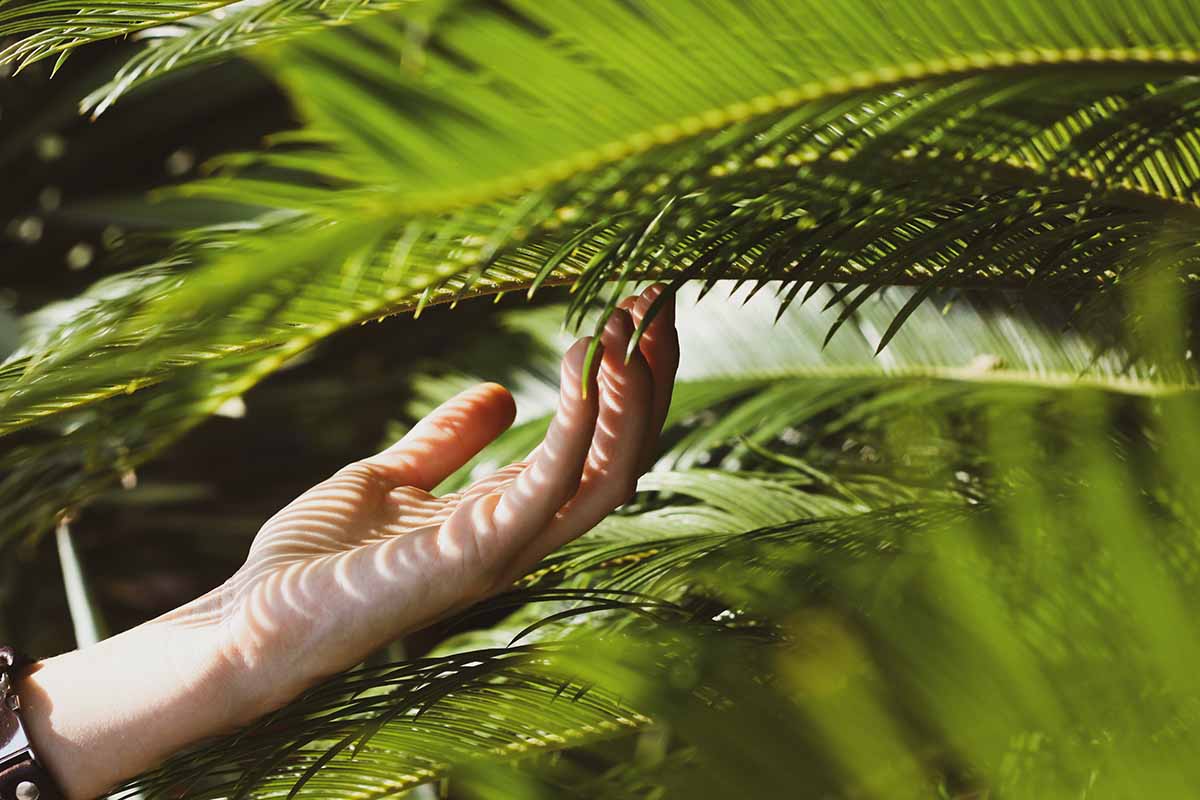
[0,648,65,800]
[0,757,64,800]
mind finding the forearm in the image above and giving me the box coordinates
[17,605,245,800]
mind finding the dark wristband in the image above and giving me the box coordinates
[0,648,65,800]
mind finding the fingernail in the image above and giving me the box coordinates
[640,283,673,321]
[643,283,666,301]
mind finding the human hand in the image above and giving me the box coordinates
[210,283,680,715]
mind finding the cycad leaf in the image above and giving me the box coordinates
[0,1,238,70]
[108,645,650,800]
[7,2,1200,549]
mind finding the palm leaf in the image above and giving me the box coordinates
[5,1,1200,549]
[108,644,650,799]
[0,0,239,71]
[91,283,1200,799]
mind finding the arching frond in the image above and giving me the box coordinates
[6,2,1200,551]
[0,0,418,73]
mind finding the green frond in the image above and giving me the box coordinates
[257,2,1200,213]
[6,2,1200,556]
[0,0,422,75]
[445,394,1200,799]
[0,0,239,71]
[80,282,1200,799]
[109,645,650,799]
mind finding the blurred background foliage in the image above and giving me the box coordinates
[3,1,1200,798]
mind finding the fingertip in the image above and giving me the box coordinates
[371,381,517,489]
[601,308,635,362]
[636,283,675,323]
[642,283,667,302]
[561,336,603,399]
[604,307,635,338]
[475,382,517,427]
[563,336,601,373]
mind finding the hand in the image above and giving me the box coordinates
[214,283,679,711]
[17,286,678,799]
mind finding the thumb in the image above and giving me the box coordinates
[361,382,516,490]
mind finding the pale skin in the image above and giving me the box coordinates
[15,285,679,800]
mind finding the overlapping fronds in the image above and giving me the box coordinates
[104,339,1200,799]
[5,1,1200,549]
[4,3,1199,798]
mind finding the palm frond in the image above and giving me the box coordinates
[0,0,238,71]
[255,2,1200,212]
[446,394,1200,800]
[109,644,650,799]
[114,383,1200,799]
[6,1,1200,549]
[0,0,417,73]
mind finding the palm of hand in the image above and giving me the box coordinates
[214,287,678,705]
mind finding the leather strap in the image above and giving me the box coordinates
[0,648,65,800]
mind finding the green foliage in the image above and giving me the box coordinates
[4,2,1200,798]
[89,286,1198,799]
[6,1,1200,546]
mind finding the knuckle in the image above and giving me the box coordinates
[336,461,378,481]
[334,460,392,490]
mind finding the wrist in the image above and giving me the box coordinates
[17,603,251,799]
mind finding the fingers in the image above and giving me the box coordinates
[621,284,679,469]
[485,336,602,548]
[360,382,516,490]
[500,307,655,579]
[363,286,676,600]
